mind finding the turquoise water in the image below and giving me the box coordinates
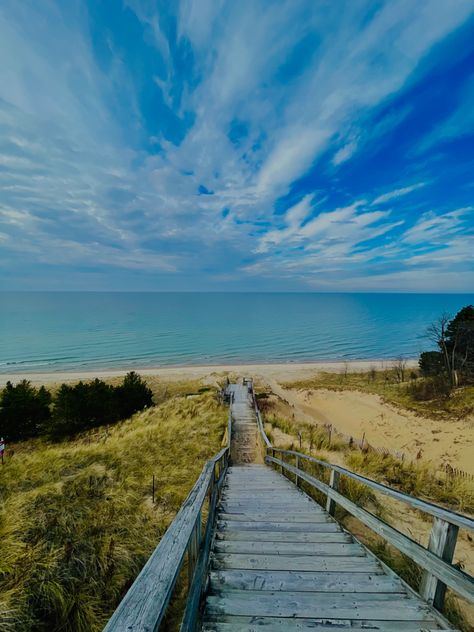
[0,292,472,374]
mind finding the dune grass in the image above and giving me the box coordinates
[0,388,226,632]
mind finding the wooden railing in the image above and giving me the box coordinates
[103,410,232,632]
[266,447,474,612]
[247,379,474,613]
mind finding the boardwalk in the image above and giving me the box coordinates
[202,382,449,631]
[228,382,259,464]
[104,379,473,632]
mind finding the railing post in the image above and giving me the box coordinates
[326,469,340,517]
[187,525,196,589]
[188,511,202,589]
[421,517,459,611]
[195,509,202,551]
[295,454,300,487]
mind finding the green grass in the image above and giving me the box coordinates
[0,388,227,632]
[283,370,474,421]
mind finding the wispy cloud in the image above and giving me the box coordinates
[0,0,473,290]
[371,182,427,205]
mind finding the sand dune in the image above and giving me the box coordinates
[266,378,474,475]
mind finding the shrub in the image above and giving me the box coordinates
[419,351,444,377]
[407,376,451,401]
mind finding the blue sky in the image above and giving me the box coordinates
[0,1,473,292]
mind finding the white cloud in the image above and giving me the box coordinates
[402,206,473,244]
[371,182,426,205]
[332,140,359,166]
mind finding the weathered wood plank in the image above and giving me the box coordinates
[326,469,340,517]
[223,485,294,491]
[220,502,318,510]
[217,520,341,532]
[213,541,364,556]
[218,513,330,523]
[202,618,443,631]
[205,591,431,620]
[421,517,459,611]
[209,570,399,593]
[211,553,380,572]
[215,530,351,543]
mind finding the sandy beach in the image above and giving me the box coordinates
[0,358,417,386]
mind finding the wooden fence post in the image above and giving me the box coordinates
[326,469,340,517]
[421,517,459,611]
[188,525,196,589]
[188,511,202,589]
[295,454,299,487]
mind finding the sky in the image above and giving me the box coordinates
[0,0,473,292]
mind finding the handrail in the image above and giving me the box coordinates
[270,447,474,532]
[104,441,230,632]
[255,407,272,448]
[249,384,272,449]
[266,449,474,612]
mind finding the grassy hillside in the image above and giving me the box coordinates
[0,388,226,632]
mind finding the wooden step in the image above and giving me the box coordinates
[213,541,365,556]
[211,553,380,572]
[202,617,443,631]
[220,505,321,512]
[217,520,341,532]
[205,591,432,620]
[218,513,332,523]
[209,569,399,593]
[215,530,351,543]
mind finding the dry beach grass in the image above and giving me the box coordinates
[0,387,226,632]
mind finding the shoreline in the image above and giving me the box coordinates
[0,358,418,386]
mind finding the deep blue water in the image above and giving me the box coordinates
[0,292,472,374]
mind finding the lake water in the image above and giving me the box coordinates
[0,292,472,374]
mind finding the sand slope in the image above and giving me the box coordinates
[268,379,474,475]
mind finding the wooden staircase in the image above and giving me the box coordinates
[201,467,442,631]
[103,378,474,632]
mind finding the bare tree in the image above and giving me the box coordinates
[426,313,458,388]
[368,365,377,383]
[392,356,407,383]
